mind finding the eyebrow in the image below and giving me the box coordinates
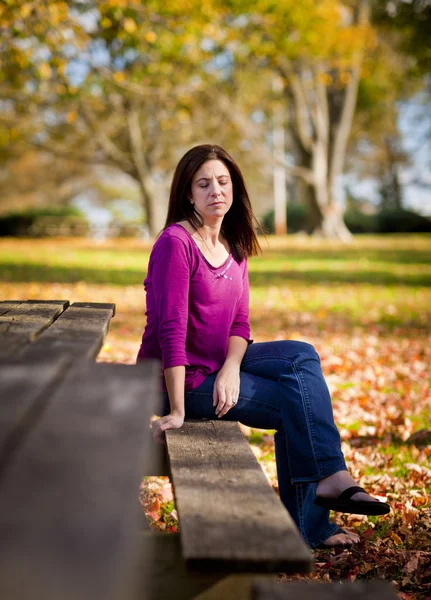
[195,175,230,182]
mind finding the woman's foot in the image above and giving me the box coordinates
[316,471,381,504]
[315,470,390,515]
[319,528,360,549]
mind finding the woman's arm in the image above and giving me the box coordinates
[164,366,186,417]
[213,336,248,418]
[150,236,191,443]
[214,260,252,418]
[152,365,186,444]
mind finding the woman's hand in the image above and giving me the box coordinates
[152,412,184,444]
[213,364,240,418]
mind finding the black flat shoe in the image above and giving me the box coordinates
[314,485,391,515]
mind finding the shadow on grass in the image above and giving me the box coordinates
[249,270,431,287]
[258,248,431,266]
[0,263,145,286]
[348,434,431,448]
[1,261,431,286]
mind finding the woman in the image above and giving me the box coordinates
[137,144,390,549]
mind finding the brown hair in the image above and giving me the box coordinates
[164,144,261,261]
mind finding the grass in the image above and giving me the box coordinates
[1,233,431,592]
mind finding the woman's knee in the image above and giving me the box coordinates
[279,340,320,362]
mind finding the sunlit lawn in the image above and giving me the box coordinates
[1,234,431,592]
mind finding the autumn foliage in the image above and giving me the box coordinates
[0,234,430,597]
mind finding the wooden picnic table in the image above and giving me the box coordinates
[0,299,397,600]
[0,300,161,600]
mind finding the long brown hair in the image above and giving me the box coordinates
[164,144,261,261]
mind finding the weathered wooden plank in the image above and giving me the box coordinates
[194,574,276,600]
[136,531,275,600]
[251,580,399,600]
[136,532,227,600]
[19,301,115,361]
[142,442,170,477]
[0,358,70,473]
[0,301,22,317]
[166,421,313,574]
[0,360,161,600]
[0,300,69,357]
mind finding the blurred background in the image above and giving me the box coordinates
[0,0,430,239]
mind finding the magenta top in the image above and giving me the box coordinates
[137,223,252,391]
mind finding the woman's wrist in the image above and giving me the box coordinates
[170,408,185,418]
[223,357,242,368]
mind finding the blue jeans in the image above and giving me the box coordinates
[162,340,347,547]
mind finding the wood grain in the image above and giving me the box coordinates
[19,301,115,361]
[0,300,69,357]
[251,580,399,600]
[0,301,22,317]
[0,360,161,600]
[166,421,312,574]
[136,532,227,600]
[0,358,70,474]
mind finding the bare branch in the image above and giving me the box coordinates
[313,67,330,148]
[202,87,314,184]
[277,61,314,153]
[329,0,369,190]
[80,102,134,172]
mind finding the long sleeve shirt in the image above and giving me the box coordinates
[137,223,252,391]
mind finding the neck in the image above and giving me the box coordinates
[197,218,223,247]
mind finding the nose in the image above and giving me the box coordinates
[210,179,222,197]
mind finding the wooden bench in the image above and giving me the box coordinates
[0,300,397,600]
[0,299,161,600]
[251,580,398,600]
[142,421,398,600]
[139,419,314,600]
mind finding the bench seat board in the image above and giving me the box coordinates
[251,580,399,600]
[0,300,69,357]
[0,301,22,317]
[19,302,115,361]
[0,360,160,600]
[0,359,70,472]
[166,421,313,574]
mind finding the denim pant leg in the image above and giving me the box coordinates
[239,340,347,546]
[240,340,347,482]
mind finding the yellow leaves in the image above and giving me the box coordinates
[104,0,128,6]
[339,71,351,85]
[317,72,333,86]
[47,3,61,25]
[123,17,137,34]
[66,111,77,124]
[38,62,52,79]
[20,3,33,19]
[112,71,125,83]
[177,109,190,123]
[391,532,403,545]
[144,31,157,43]
[101,17,112,28]
[55,83,67,95]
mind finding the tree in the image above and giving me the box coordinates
[212,0,376,240]
[346,0,429,211]
[1,1,255,234]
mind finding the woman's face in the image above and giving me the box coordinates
[189,159,233,223]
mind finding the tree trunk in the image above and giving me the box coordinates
[279,0,369,241]
[272,78,287,235]
[293,129,352,240]
[302,176,352,240]
[135,175,167,237]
